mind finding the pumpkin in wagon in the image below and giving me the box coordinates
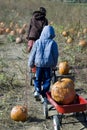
[51,78,76,105]
[10,105,28,122]
[58,61,70,75]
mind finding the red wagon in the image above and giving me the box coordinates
[43,92,87,130]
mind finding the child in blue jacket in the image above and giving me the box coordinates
[28,25,59,103]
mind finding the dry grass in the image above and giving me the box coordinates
[0,0,87,26]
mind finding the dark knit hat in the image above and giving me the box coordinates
[39,7,46,15]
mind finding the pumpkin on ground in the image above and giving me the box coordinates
[51,78,76,105]
[10,105,28,122]
[58,61,70,75]
[10,30,16,36]
[62,31,69,37]
[5,28,11,34]
[78,39,87,47]
[16,37,22,44]
[18,28,25,34]
[66,37,73,44]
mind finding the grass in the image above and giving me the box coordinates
[0,0,87,25]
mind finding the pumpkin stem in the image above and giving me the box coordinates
[21,106,27,113]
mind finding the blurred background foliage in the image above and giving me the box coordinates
[0,0,87,27]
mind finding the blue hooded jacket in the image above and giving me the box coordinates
[28,25,59,68]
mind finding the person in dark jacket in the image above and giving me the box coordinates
[28,25,59,103]
[26,7,48,52]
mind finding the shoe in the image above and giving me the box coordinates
[40,96,48,104]
[34,91,40,101]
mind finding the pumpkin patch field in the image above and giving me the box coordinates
[0,0,87,130]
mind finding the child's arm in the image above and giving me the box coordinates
[52,41,59,67]
[28,41,37,68]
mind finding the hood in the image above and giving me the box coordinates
[33,11,45,20]
[40,25,55,39]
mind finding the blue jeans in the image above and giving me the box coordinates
[34,67,51,97]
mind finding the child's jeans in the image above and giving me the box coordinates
[34,67,51,97]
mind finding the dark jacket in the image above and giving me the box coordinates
[27,11,48,41]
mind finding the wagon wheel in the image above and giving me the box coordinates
[53,115,60,130]
[51,74,57,84]
[43,102,48,119]
[82,112,87,122]
[51,68,57,84]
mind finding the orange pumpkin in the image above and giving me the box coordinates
[16,37,22,44]
[0,22,5,28]
[10,30,16,36]
[62,31,69,37]
[18,28,25,34]
[78,39,87,47]
[66,37,73,44]
[10,105,28,122]
[51,78,76,104]
[58,61,69,75]
[5,28,11,33]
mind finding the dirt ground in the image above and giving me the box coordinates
[0,32,87,130]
